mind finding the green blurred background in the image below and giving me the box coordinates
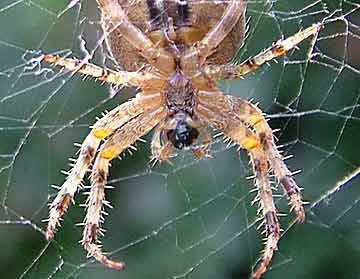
[0,1,359,279]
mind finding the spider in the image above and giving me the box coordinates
[43,1,320,278]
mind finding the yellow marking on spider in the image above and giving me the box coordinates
[248,115,263,126]
[240,137,258,150]
[99,72,121,84]
[93,128,111,139]
[100,148,119,160]
[113,74,122,84]
[43,54,58,64]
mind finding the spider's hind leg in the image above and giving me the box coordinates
[96,0,175,75]
[204,23,321,81]
[42,54,164,88]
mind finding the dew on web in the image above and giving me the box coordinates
[0,1,359,278]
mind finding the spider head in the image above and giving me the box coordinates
[165,112,199,150]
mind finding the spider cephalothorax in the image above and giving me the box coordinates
[43,1,321,278]
[163,69,199,149]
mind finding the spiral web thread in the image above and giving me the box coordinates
[0,1,359,278]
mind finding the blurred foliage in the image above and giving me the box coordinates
[0,1,359,279]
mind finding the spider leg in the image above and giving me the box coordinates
[195,90,303,278]
[250,149,280,279]
[150,121,174,164]
[191,122,212,160]
[42,54,165,89]
[224,95,305,221]
[222,95,304,278]
[197,91,305,219]
[82,107,166,269]
[96,0,175,75]
[181,0,246,74]
[46,91,163,240]
[204,23,321,80]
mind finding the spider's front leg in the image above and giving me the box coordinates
[249,148,281,279]
[197,90,305,220]
[190,125,212,160]
[226,95,305,222]
[150,121,174,165]
[46,91,163,240]
[82,107,166,269]
[195,90,304,278]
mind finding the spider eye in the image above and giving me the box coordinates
[166,119,199,149]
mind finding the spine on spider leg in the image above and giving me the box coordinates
[82,155,125,270]
[41,54,139,87]
[46,134,100,240]
[83,159,107,246]
[250,153,281,279]
[236,95,305,223]
[267,143,305,223]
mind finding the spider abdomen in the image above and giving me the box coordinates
[102,0,246,71]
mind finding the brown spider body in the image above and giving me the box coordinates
[101,0,247,153]
[43,1,321,278]
[104,0,245,71]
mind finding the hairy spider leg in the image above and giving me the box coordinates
[195,89,301,279]
[224,95,305,222]
[46,91,163,240]
[190,124,212,160]
[42,54,165,89]
[249,149,280,279]
[43,1,317,277]
[150,121,174,165]
[181,0,247,75]
[222,95,304,278]
[96,0,175,75]
[205,23,321,80]
[82,107,166,269]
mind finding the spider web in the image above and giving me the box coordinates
[0,0,359,278]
